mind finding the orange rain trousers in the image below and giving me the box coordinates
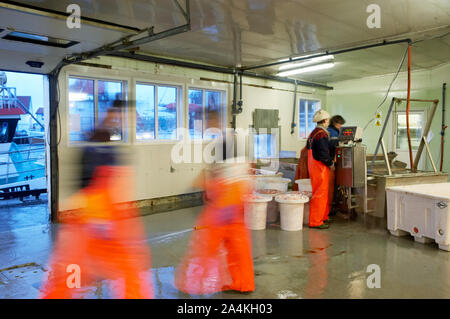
[39,166,153,299]
[175,178,255,295]
[307,150,330,227]
[293,147,309,191]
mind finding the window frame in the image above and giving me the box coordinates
[66,74,128,145]
[394,110,426,151]
[134,79,184,144]
[298,98,321,140]
[186,86,227,142]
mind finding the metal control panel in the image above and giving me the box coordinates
[336,145,366,188]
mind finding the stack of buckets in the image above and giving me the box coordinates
[243,176,313,232]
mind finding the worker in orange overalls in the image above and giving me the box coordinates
[306,110,334,229]
[175,108,254,295]
[175,161,255,295]
[39,101,153,299]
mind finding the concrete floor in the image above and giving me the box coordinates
[0,204,449,299]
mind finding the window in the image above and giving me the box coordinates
[254,134,278,159]
[188,88,225,139]
[396,111,424,150]
[299,99,321,138]
[68,77,125,142]
[136,83,180,141]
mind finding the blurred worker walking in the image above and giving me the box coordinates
[39,100,154,299]
[307,110,334,229]
[175,110,255,295]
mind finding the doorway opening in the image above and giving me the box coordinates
[0,70,49,232]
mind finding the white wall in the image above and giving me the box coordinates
[57,56,328,209]
[327,62,450,174]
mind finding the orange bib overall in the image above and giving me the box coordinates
[307,149,331,227]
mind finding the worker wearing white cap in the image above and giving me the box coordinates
[306,109,334,229]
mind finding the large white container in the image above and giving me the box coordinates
[276,194,310,231]
[243,195,272,230]
[386,183,450,252]
[287,191,313,225]
[295,179,312,192]
[255,190,283,223]
[254,173,284,190]
[260,177,291,192]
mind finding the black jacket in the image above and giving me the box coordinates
[306,127,333,167]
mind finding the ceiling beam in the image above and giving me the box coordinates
[106,51,333,90]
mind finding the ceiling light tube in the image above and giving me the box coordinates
[277,63,335,77]
[279,55,334,71]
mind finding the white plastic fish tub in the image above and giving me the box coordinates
[386,183,450,252]
[254,190,283,223]
[257,177,291,192]
[275,194,309,231]
[243,195,272,230]
[287,191,313,225]
[295,179,312,192]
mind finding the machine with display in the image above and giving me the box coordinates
[334,127,367,217]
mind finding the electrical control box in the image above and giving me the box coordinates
[336,145,366,188]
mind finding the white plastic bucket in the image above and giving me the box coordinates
[276,194,310,231]
[254,174,284,190]
[255,190,283,223]
[295,179,312,192]
[286,191,312,225]
[243,195,272,230]
[261,177,291,192]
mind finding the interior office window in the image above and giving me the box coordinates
[254,133,277,159]
[98,80,123,141]
[188,88,225,139]
[188,89,203,139]
[68,77,124,142]
[396,112,424,150]
[299,99,321,138]
[68,77,95,142]
[136,83,180,141]
[158,86,178,140]
[136,83,155,140]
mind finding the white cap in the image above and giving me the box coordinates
[313,109,330,123]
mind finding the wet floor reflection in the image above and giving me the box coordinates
[304,229,329,299]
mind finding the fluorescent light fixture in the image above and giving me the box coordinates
[279,55,334,71]
[277,63,335,77]
[3,31,79,48]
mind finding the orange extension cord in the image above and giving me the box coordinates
[406,43,414,171]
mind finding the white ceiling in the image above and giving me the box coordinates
[0,0,449,84]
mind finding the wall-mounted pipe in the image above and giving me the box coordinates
[441,83,447,172]
[238,72,243,111]
[231,72,238,130]
[406,43,414,171]
[291,80,298,135]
